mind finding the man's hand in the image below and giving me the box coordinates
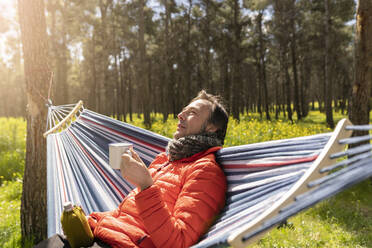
[120,148,153,191]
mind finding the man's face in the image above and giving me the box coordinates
[174,99,214,139]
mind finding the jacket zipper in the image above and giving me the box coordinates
[153,161,170,181]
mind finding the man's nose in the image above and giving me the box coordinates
[178,111,185,120]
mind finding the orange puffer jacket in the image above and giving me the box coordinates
[88,147,226,248]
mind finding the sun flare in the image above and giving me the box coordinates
[0,0,18,63]
[0,0,16,19]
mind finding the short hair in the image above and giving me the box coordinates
[191,90,229,144]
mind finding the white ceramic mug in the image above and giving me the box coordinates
[109,142,133,169]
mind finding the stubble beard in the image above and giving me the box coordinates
[174,121,210,140]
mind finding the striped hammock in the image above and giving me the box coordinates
[44,101,372,248]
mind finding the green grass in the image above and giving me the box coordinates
[0,180,34,248]
[224,113,332,147]
[251,180,372,248]
[0,117,26,184]
[0,111,371,247]
[0,117,32,248]
[0,180,22,248]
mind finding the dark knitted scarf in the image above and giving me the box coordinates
[166,132,222,161]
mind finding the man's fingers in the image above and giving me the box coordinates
[121,154,132,166]
[121,153,131,160]
[132,152,141,162]
[130,148,141,162]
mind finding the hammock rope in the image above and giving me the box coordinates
[44,102,372,248]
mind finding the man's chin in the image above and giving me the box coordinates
[173,132,182,140]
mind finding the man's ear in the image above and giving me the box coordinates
[205,123,218,133]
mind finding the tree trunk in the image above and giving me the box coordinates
[18,0,49,244]
[300,56,310,117]
[275,71,280,120]
[99,0,111,115]
[119,56,126,121]
[257,11,270,120]
[255,44,262,117]
[282,82,286,118]
[220,51,230,109]
[162,0,172,122]
[114,52,119,117]
[203,0,212,92]
[49,0,58,102]
[112,12,120,118]
[92,34,99,111]
[58,1,69,105]
[285,60,293,122]
[350,0,372,133]
[231,0,241,120]
[128,64,133,122]
[324,0,334,128]
[138,0,151,127]
[290,0,302,120]
[148,58,153,113]
[185,0,193,102]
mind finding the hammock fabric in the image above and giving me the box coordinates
[45,103,372,248]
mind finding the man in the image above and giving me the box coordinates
[36,90,228,248]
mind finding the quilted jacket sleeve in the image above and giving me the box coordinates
[88,208,120,231]
[135,158,226,248]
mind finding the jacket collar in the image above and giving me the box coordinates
[168,146,222,163]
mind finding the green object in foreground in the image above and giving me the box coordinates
[60,202,94,248]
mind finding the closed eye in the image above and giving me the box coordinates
[182,107,198,116]
[188,110,197,115]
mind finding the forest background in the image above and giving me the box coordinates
[0,0,360,126]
